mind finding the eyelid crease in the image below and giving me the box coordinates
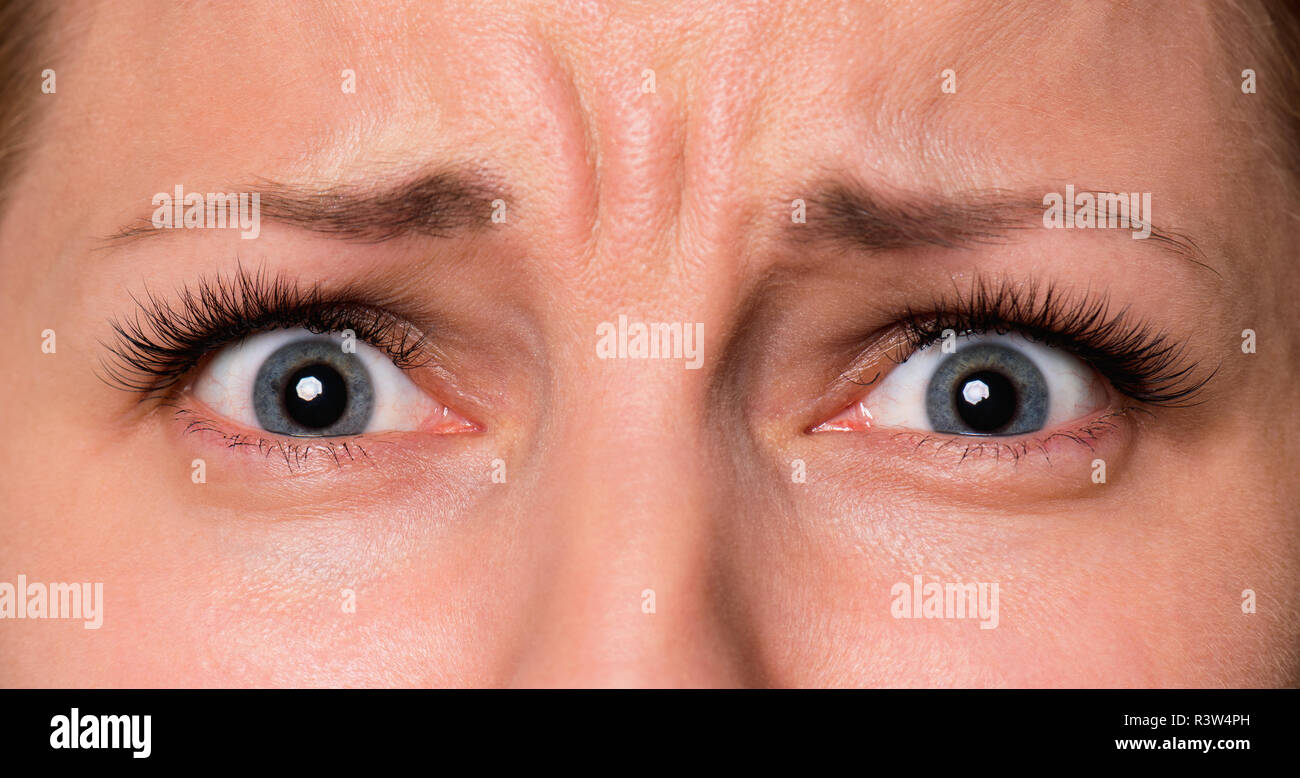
[882,275,1216,408]
[100,264,432,401]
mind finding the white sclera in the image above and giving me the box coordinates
[192,327,436,433]
[867,331,1107,432]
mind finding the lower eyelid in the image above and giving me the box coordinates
[794,405,1144,509]
[887,406,1139,466]
[168,405,390,473]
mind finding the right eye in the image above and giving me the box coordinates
[812,330,1108,437]
[863,331,1106,436]
[192,328,468,437]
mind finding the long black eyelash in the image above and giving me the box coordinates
[100,265,428,398]
[896,276,1216,407]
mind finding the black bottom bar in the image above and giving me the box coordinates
[0,689,1289,766]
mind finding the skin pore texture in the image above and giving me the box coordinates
[0,0,1297,687]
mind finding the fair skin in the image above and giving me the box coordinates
[0,0,1296,687]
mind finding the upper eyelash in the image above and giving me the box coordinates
[100,265,429,399]
[103,269,1211,410]
[893,276,1216,407]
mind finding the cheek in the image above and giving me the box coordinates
[711,463,1298,687]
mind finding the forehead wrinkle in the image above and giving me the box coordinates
[857,1,1223,177]
[671,4,785,276]
[812,0,1244,282]
[811,4,1063,196]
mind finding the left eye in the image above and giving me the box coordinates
[839,332,1107,436]
[192,328,447,437]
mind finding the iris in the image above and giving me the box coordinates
[925,343,1048,435]
[253,339,374,436]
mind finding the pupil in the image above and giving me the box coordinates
[953,369,1017,433]
[283,363,348,429]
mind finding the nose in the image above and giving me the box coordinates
[499,42,755,684]
[507,363,753,687]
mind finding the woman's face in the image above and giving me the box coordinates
[1,0,1296,687]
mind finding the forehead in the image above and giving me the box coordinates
[45,0,1248,273]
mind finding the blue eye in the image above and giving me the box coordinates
[253,339,375,436]
[925,342,1048,436]
[851,332,1107,436]
[192,327,455,437]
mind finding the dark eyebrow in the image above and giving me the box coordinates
[801,181,1219,277]
[103,166,504,245]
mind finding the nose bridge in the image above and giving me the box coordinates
[504,32,751,685]
[509,366,746,687]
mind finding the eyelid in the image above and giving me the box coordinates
[806,279,1209,449]
[802,402,1144,509]
[171,405,386,472]
[889,277,1212,407]
[172,370,480,474]
[102,268,434,400]
[886,406,1139,465]
[190,328,459,435]
[852,331,1108,433]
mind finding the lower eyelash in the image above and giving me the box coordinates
[894,407,1145,466]
[894,276,1215,407]
[100,264,428,400]
[172,406,380,471]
